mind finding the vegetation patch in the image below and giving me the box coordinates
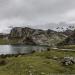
[0,49,74,75]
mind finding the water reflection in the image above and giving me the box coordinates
[0,45,48,55]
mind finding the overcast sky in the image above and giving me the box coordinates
[0,0,75,33]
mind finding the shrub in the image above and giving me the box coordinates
[0,59,7,66]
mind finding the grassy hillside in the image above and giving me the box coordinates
[0,38,9,44]
[58,45,75,49]
[0,38,20,45]
[0,49,75,75]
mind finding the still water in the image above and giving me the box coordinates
[0,45,49,55]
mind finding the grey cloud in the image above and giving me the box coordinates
[0,0,73,19]
[0,0,75,33]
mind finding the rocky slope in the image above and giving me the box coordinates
[57,30,75,46]
[8,27,67,46]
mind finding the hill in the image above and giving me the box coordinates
[57,30,75,46]
[7,27,67,46]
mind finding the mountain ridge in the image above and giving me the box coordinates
[7,27,67,46]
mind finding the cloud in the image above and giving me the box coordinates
[0,0,75,32]
[61,10,75,21]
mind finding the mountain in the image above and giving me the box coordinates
[57,30,75,46]
[8,27,67,46]
[62,30,74,36]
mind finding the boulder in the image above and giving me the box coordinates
[61,57,75,66]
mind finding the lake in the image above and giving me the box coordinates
[0,45,49,55]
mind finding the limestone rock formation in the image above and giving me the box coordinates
[9,27,67,46]
[58,30,75,45]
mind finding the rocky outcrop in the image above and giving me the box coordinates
[61,57,75,66]
[58,30,75,45]
[62,30,74,36]
[9,27,67,46]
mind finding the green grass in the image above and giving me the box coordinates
[0,38,20,45]
[0,38,9,44]
[59,45,75,49]
[0,50,75,75]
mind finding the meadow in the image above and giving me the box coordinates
[0,49,75,75]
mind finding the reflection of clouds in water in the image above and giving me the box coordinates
[10,45,33,54]
[0,45,13,54]
[0,45,48,55]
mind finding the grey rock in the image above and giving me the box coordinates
[62,57,75,66]
[9,27,67,46]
